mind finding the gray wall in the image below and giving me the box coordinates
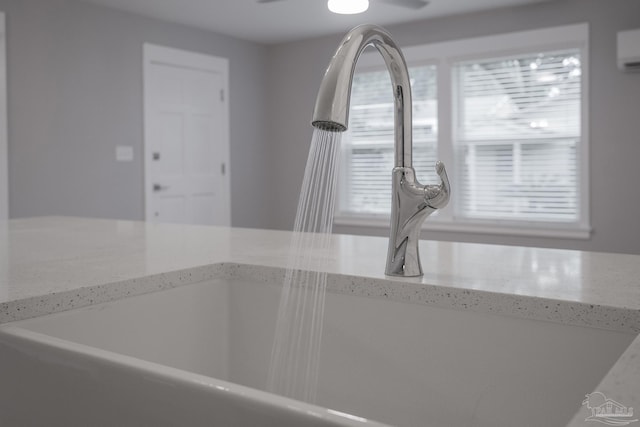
[265,0,640,254]
[2,0,271,228]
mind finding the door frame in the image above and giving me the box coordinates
[0,12,8,220]
[142,43,230,225]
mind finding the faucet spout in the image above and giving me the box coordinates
[312,24,413,167]
[311,24,451,277]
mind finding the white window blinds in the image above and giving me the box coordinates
[340,65,437,215]
[454,50,582,223]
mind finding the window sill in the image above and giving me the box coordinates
[334,215,592,240]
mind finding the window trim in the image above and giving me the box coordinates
[334,23,591,239]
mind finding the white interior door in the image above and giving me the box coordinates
[144,44,230,226]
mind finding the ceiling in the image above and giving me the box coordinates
[80,0,553,44]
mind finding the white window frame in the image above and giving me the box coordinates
[334,23,590,239]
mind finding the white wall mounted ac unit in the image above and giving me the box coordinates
[617,29,640,72]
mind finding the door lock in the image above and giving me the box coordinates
[152,184,170,192]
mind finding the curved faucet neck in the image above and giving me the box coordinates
[312,24,413,168]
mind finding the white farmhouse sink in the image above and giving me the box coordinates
[0,265,635,427]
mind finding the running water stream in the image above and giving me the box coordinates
[267,128,342,403]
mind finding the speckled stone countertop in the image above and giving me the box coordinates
[1,216,639,425]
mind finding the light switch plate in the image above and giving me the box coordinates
[116,145,134,162]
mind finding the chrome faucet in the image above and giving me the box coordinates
[312,24,450,277]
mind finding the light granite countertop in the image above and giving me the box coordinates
[1,216,639,426]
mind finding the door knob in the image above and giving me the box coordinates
[152,184,170,192]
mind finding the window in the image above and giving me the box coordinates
[455,50,581,223]
[336,24,590,238]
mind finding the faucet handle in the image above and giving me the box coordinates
[425,161,450,209]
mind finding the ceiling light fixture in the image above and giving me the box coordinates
[328,0,369,14]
